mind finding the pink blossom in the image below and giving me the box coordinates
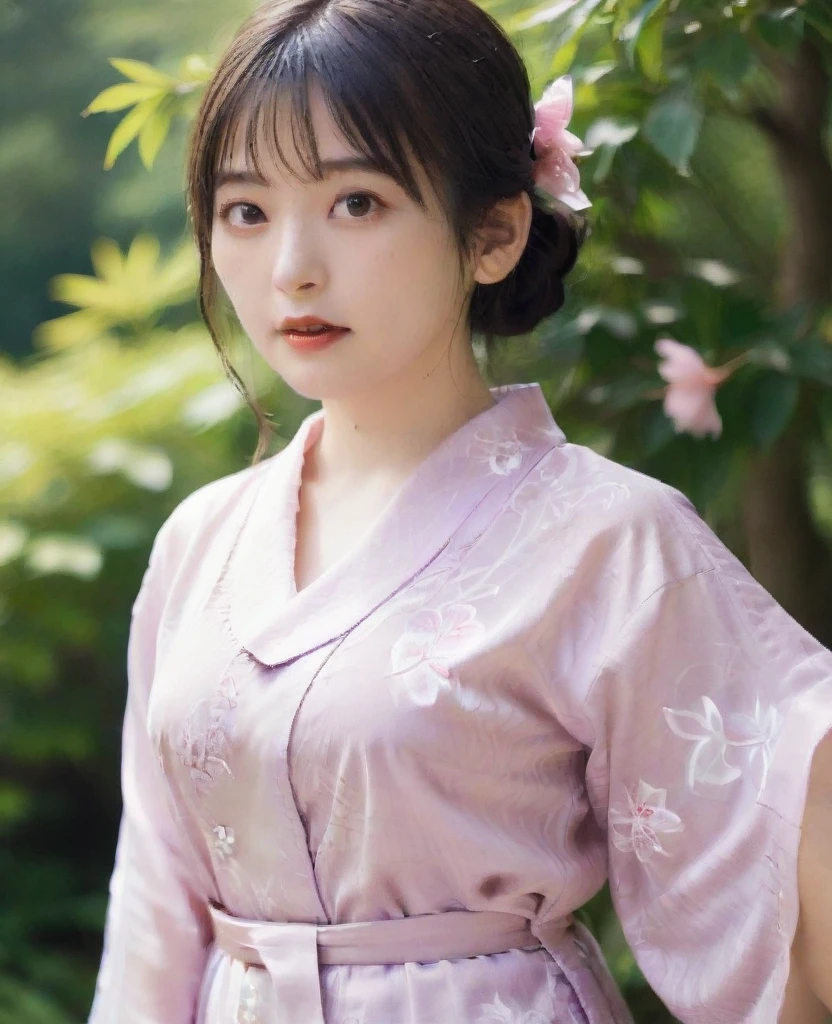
[532,76,591,212]
[655,338,732,439]
[390,604,486,707]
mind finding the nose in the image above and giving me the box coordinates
[269,217,325,296]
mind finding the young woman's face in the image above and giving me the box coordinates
[210,85,474,402]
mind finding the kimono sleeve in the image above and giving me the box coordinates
[581,526,832,1024]
[88,518,212,1023]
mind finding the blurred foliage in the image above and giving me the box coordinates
[1,0,831,1020]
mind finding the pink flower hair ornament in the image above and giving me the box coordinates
[531,75,592,212]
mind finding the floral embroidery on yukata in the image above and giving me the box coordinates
[471,429,530,476]
[609,780,684,863]
[173,671,239,797]
[390,603,486,706]
[475,992,549,1024]
[210,824,236,859]
[662,694,780,795]
[508,458,630,530]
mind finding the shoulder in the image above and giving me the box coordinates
[146,450,282,580]
[535,438,719,588]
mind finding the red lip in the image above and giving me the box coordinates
[281,322,351,353]
[279,314,345,331]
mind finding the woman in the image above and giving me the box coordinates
[88,0,832,1021]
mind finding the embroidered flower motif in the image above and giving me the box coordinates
[475,992,549,1024]
[610,779,684,863]
[211,824,236,859]
[174,673,238,796]
[663,694,780,793]
[472,429,527,476]
[390,604,486,707]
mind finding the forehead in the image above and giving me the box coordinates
[220,86,352,183]
[213,80,439,211]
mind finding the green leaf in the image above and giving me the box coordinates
[788,338,832,388]
[513,0,605,49]
[179,53,214,83]
[642,89,703,174]
[749,372,799,449]
[108,57,173,87]
[635,7,667,83]
[507,0,583,33]
[32,308,106,350]
[754,8,804,58]
[550,33,581,76]
[802,0,832,44]
[82,82,162,116]
[688,437,736,508]
[124,233,161,279]
[622,0,667,81]
[49,274,112,309]
[697,29,753,101]
[103,94,165,170]
[90,238,125,283]
[641,402,676,454]
[137,99,175,169]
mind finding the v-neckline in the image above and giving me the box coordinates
[288,412,409,600]
[223,382,566,667]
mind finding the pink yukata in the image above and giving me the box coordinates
[88,381,832,1024]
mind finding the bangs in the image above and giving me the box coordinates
[211,13,445,210]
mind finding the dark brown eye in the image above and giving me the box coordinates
[334,191,384,220]
[345,194,373,218]
[218,202,264,227]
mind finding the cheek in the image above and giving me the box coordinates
[366,222,461,307]
[210,235,237,298]
[210,236,262,322]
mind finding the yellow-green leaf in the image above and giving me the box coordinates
[179,53,214,83]
[90,238,125,283]
[82,83,162,116]
[634,2,667,83]
[124,234,161,280]
[103,94,164,170]
[108,57,173,87]
[50,274,112,310]
[549,33,580,76]
[154,245,199,300]
[138,101,175,170]
[32,309,106,351]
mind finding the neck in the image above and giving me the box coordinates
[306,334,496,491]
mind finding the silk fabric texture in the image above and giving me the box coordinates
[88,382,832,1024]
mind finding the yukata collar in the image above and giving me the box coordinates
[224,382,566,668]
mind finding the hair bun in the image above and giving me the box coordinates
[469,199,587,340]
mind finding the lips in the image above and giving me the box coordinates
[284,324,338,335]
[280,321,351,352]
[279,315,345,333]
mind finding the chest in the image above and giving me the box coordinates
[292,476,401,595]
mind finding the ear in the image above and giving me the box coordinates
[472,191,533,287]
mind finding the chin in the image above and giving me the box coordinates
[275,364,369,404]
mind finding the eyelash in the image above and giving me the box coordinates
[216,190,386,228]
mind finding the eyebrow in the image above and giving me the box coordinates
[214,157,386,191]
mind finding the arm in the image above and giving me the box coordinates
[88,524,212,1023]
[581,559,832,1024]
[783,730,832,1021]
